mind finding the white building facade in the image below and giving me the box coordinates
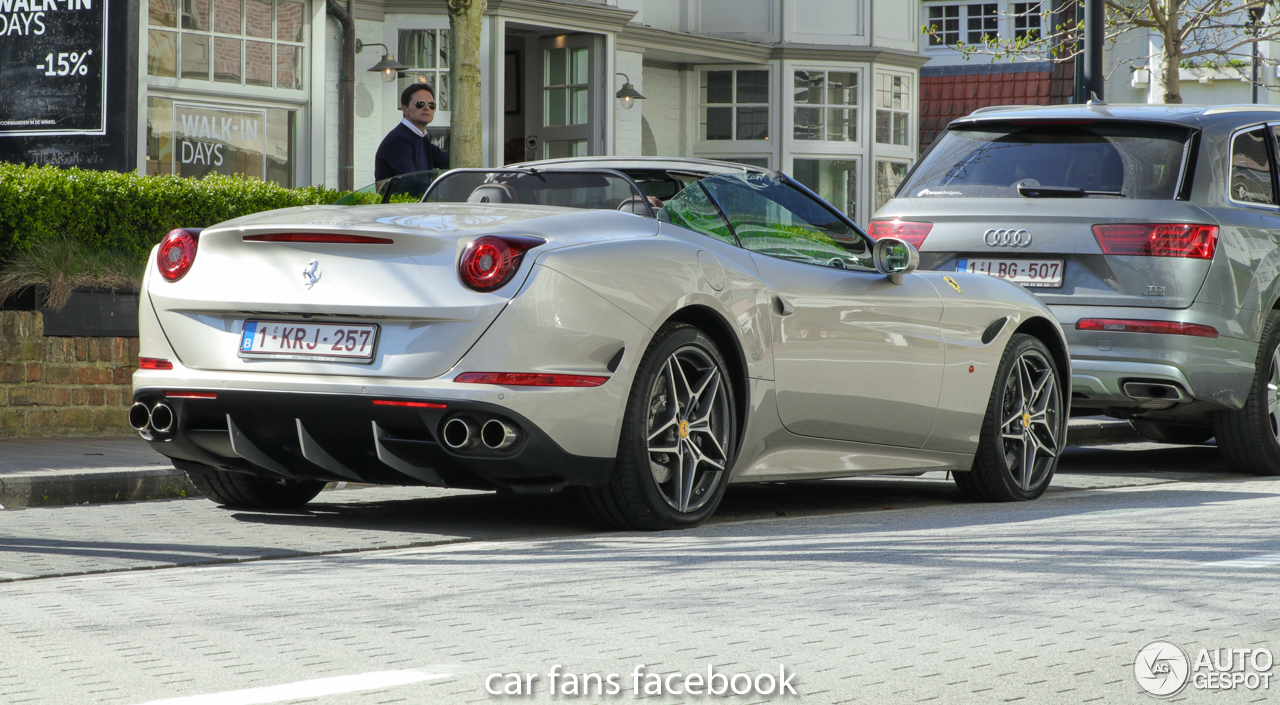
[138,0,926,224]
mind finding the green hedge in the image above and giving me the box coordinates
[0,163,345,264]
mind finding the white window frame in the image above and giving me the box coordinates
[789,154,864,225]
[873,70,914,152]
[383,15,452,134]
[873,158,913,215]
[925,4,961,46]
[141,0,311,184]
[693,63,777,164]
[965,2,999,45]
[144,0,309,96]
[1011,1,1044,41]
[790,67,862,148]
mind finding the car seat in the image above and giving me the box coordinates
[467,183,519,204]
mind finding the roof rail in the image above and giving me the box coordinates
[969,105,1042,115]
[1203,105,1280,116]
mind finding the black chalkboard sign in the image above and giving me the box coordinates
[0,0,137,170]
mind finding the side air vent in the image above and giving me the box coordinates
[981,317,1008,345]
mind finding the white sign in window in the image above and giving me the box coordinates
[172,101,267,178]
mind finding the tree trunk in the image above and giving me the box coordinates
[1158,0,1182,104]
[448,0,486,167]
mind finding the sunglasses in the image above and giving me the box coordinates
[413,100,436,110]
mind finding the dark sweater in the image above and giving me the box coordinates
[373,122,451,182]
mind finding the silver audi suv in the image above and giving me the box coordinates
[872,103,1280,475]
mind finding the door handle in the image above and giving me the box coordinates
[773,295,794,316]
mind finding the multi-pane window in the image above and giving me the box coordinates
[701,70,769,141]
[967,3,998,44]
[875,160,909,212]
[1013,2,1041,40]
[793,70,858,142]
[875,74,909,147]
[147,0,305,90]
[794,158,857,222]
[543,45,589,127]
[927,5,960,46]
[397,30,450,111]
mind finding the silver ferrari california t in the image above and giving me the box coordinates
[131,157,1070,530]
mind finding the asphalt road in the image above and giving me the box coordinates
[1,440,1277,704]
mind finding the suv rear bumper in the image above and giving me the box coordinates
[1051,304,1257,411]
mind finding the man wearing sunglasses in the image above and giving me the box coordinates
[374,83,451,182]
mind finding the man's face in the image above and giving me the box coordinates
[402,89,436,128]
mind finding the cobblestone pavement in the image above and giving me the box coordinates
[1,442,1277,704]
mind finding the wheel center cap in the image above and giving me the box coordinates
[679,420,690,438]
[1022,412,1031,429]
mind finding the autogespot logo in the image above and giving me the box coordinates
[1135,640,1191,697]
[983,228,1032,247]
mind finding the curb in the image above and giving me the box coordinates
[0,467,197,509]
[1066,419,1143,447]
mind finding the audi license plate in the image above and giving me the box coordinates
[238,320,379,362]
[956,258,1064,288]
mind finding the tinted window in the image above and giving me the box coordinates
[1231,127,1275,205]
[699,173,872,270]
[658,182,736,245]
[901,122,1191,199]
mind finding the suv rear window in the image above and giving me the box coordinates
[901,122,1192,200]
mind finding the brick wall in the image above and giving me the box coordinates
[0,311,137,438]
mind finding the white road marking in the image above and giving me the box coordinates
[1211,552,1280,568]
[133,670,452,705]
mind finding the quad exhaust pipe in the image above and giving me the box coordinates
[442,416,521,451]
[442,417,479,450]
[481,419,519,450]
[130,402,176,435]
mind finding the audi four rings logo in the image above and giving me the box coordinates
[984,228,1032,247]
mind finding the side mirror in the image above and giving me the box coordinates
[873,237,920,285]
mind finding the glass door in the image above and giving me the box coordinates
[526,33,598,160]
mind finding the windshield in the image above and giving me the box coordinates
[901,122,1192,199]
[661,172,873,270]
[423,169,648,211]
[332,170,441,205]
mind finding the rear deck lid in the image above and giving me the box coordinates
[149,203,655,378]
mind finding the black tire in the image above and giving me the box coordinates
[955,333,1065,502]
[1129,418,1214,445]
[1214,310,1280,475]
[578,323,737,530]
[180,461,326,509]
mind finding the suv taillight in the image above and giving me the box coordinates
[867,220,932,248]
[458,235,545,292]
[1091,224,1218,260]
[157,229,200,281]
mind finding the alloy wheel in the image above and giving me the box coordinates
[645,345,731,513]
[999,349,1062,491]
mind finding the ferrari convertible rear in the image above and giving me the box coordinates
[133,159,1071,529]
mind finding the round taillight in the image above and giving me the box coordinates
[459,236,517,291]
[157,229,199,281]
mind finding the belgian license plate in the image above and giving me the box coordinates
[238,320,379,362]
[956,258,1064,288]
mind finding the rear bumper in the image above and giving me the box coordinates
[133,388,613,492]
[1051,304,1256,410]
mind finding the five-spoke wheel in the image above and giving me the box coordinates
[645,346,731,513]
[578,323,736,530]
[956,334,1064,501]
